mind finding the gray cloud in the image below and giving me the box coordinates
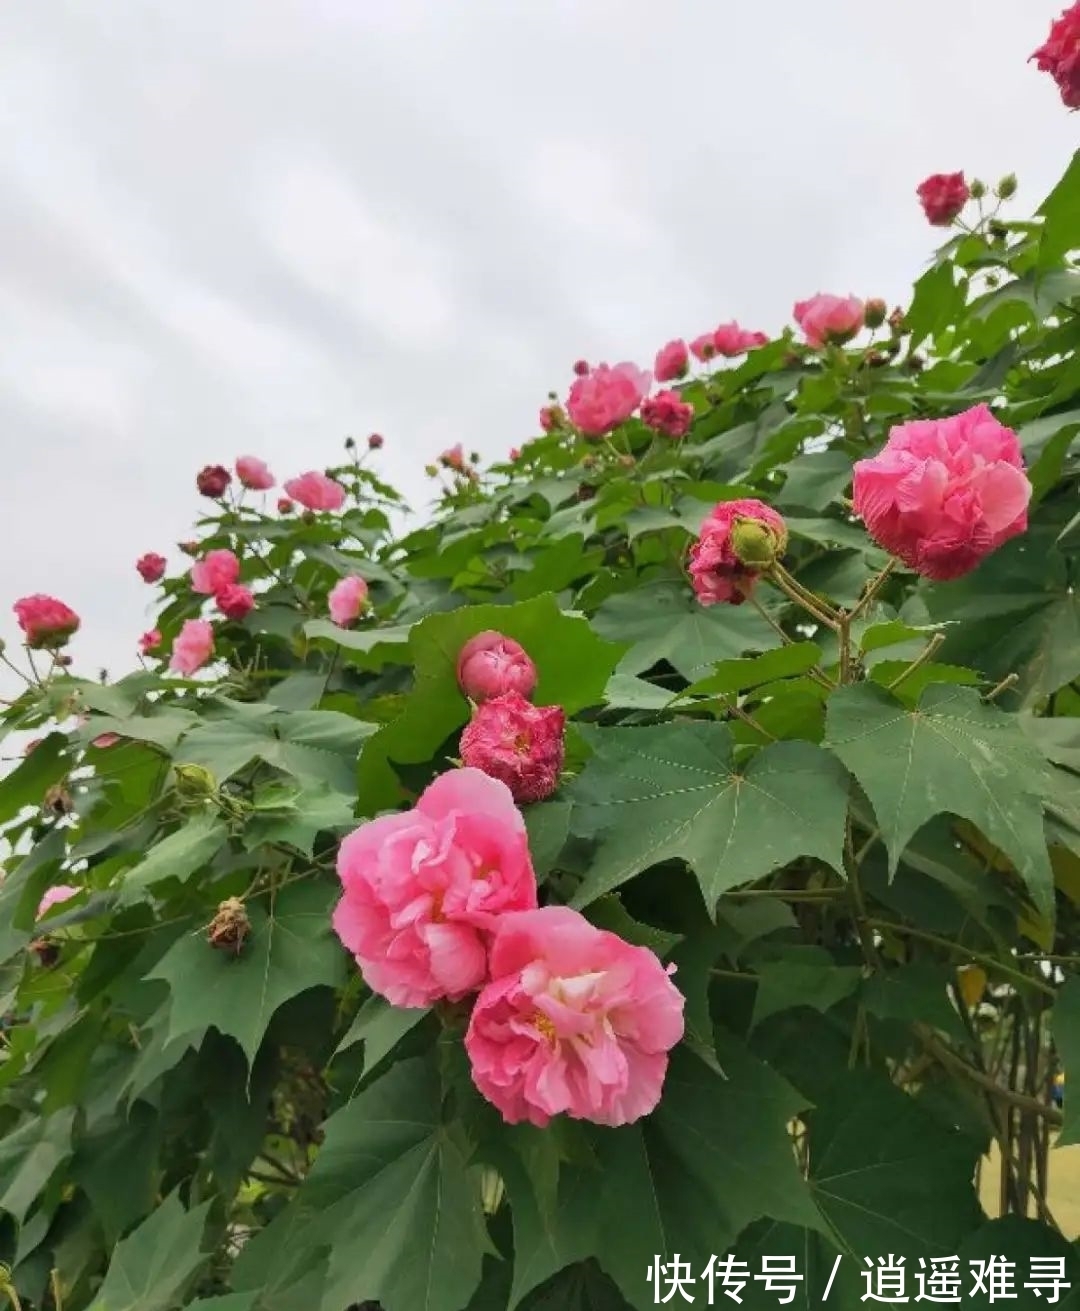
[0,0,1075,691]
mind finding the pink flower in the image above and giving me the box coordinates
[13,595,80,650]
[459,693,564,803]
[140,629,162,655]
[509,447,522,462]
[215,583,255,621]
[23,738,42,756]
[457,631,538,703]
[916,173,970,226]
[640,390,694,439]
[712,322,770,357]
[465,906,685,1128]
[170,619,215,675]
[37,885,80,920]
[196,464,231,498]
[440,443,466,471]
[328,575,369,626]
[236,455,275,490]
[91,732,120,749]
[190,549,240,596]
[332,768,538,1008]
[689,499,789,606]
[654,339,690,383]
[1031,3,1080,109]
[539,405,563,433]
[852,404,1031,580]
[566,362,651,438]
[793,294,865,348]
[136,553,167,584]
[689,333,717,362]
[283,471,346,511]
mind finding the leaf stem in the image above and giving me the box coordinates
[914,1025,1062,1127]
[885,633,946,692]
[983,672,1019,702]
[865,918,1056,998]
[847,559,897,621]
[766,565,840,631]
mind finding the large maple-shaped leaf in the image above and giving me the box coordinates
[232,1056,490,1311]
[503,1040,826,1311]
[357,593,623,814]
[148,881,346,1069]
[824,682,1054,918]
[89,1190,211,1311]
[592,581,774,681]
[566,722,849,914]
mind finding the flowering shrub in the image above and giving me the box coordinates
[1,70,1080,1311]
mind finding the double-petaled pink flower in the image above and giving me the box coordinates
[284,471,346,511]
[140,629,162,655]
[190,549,240,596]
[793,295,865,348]
[457,631,537,703]
[14,595,80,649]
[1031,3,1080,109]
[689,499,789,606]
[853,404,1031,580]
[460,693,565,803]
[136,553,167,584]
[216,584,255,621]
[465,906,685,1127]
[328,576,369,627]
[641,390,694,439]
[170,619,215,674]
[712,322,769,357]
[654,339,690,383]
[332,768,538,1009]
[236,455,275,490]
[566,362,651,438]
[916,173,970,226]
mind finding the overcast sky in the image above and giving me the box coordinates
[0,0,1075,691]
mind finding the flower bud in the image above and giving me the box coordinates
[425,463,438,477]
[44,784,73,817]
[572,359,590,376]
[618,454,635,469]
[968,179,986,200]
[196,464,232,498]
[888,307,906,336]
[174,763,217,800]
[277,497,294,514]
[368,432,384,450]
[207,897,250,955]
[344,435,356,450]
[996,173,1017,200]
[457,631,537,703]
[864,298,887,329]
[179,540,200,557]
[730,517,786,569]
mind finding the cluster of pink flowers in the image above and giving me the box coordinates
[456,631,563,803]
[333,768,684,1126]
[689,499,790,606]
[917,172,970,226]
[853,404,1031,580]
[189,548,255,624]
[1031,2,1080,109]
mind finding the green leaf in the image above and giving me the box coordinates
[241,781,356,856]
[776,448,852,512]
[956,1216,1080,1311]
[808,1070,983,1256]
[334,994,430,1075]
[750,955,862,1030]
[0,733,67,828]
[71,1103,160,1242]
[1038,149,1080,268]
[592,581,774,681]
[89,1190,211,1311]
[906,262,968,349]
[504,1041,825,1311]
[0,1108,75,1224]
[117,813,228,906]
[358,594,622,813]
[0,829,66,964]
[302,619,415,669]
[567,722,849,914]
[149,881,346,1069]
[825,683,1055,918]
[1052,976,1080,1147]
[860,963,967,1043]
[524,799,572,879]
[176,705,375,793]
[677,642,823,700]
[250,1056,489,1311]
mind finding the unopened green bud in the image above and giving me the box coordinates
[863,298,887,330]
[731,518,786,569]
[174,763,217,800]
[969,179,987,200]
[996,173,1017,199]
